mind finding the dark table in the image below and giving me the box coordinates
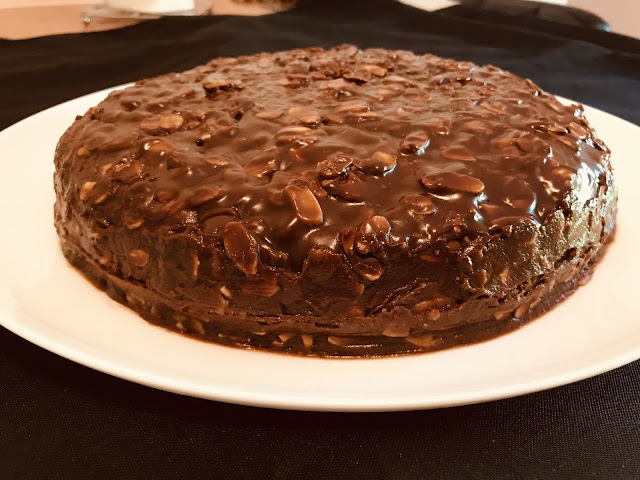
[1,1,639,478]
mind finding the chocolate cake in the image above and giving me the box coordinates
[53,45,617,356]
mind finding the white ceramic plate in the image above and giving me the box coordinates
[1,86,639,412]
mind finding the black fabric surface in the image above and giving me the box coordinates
[1,1,639,478]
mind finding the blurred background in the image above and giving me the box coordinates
[0,0,637,40]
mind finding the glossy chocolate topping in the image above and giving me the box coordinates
[54,45,616,356]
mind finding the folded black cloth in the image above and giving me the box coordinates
[1,1,639,478]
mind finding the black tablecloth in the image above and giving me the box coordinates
[1,1,639,478]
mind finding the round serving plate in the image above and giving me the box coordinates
[1,86,638,412]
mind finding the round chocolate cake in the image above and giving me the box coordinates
[53,45,617,356]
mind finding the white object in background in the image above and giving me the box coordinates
[106,0,195,14]
[399,0,568,11]
[398,0,456,11]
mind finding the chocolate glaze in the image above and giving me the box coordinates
[53,45,617,356]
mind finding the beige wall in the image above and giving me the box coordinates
[571,0,640,38]
[0,0,98,6]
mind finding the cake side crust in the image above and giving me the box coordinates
[59,226,614,357]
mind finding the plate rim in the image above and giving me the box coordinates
[3,304,640,412]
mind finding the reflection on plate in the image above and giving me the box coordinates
[1,86,639,412]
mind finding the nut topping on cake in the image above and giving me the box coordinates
[54,45,616,356]
[223,222,259,275]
